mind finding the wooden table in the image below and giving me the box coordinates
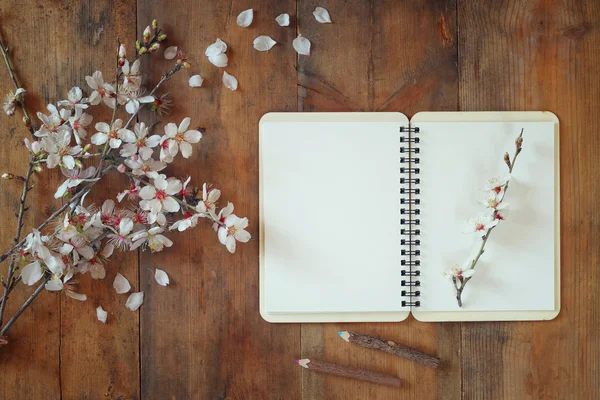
[0,1,598,399]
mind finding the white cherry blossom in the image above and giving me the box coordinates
[217,214,251,253]
[130,227,173,252]
[163,117,202,159]
[124,157,166,179]
[3,88,25,115]
[91,119,129,148]
[120,122,161,160]
[45,131,82,169]
[54,166,97,198]
[58,86,89,109]
[139,175,182,215]
[85,71,116,108]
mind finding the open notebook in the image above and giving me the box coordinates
[259,112,560,323]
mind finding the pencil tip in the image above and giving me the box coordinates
[337,331,343,336]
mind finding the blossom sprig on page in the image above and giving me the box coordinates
[446,129,524,307]
[0,20,249,342]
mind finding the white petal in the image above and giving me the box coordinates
[253,36,277,52]
[276,13,290,26]
[292,34,311,56]
[313,7,332,23]
[161,197,180,213]
[125,100,139,114]
[462,269,475,278]
[236,9,253,27]
[164,46,178,60]
[180,141,193,158]
[205,38,227,56]
[126,292,144,311]
[208,53,228,68]
[222,71,238,91]
[154,269,169,286]
[21,261,43,286]
[113,272,131,294]
[67,291,87,301]
[188,75,204,88]
[96,305,108,323]
[45,278,63,291]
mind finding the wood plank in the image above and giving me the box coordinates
[297,1,460,399]
[458,1,600,399]
[0,1,140,399]
[136,1,300,398]
[56,2,141,398]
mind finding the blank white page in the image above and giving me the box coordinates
[260,113,407,316]
[416,121,556,313]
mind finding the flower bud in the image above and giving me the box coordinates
[2,173,15,180]
[183,61,191,69]
[119,44,126,58]
[504,152,511,169]
[75,159,83,168]
[22,116,31,128]
[157,33,167,42]
[138,46,148,55]
[149,42,160,52]
[34,165,43,173]
[117,164,126,173]
[143,26,152,43]
[515,136,523,154]
[135,40,142,50]
[83,144,91,152]
[152,19,158,29]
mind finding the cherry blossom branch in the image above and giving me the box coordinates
[0,35,35,136]
[0,275,50,336]
[0,156,36,326]
[455,129,524,307]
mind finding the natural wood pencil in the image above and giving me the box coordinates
[338,331,440,368]
[295,358,402,388]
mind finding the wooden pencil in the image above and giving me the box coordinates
[295,358,402,388]
[338,331,440,368]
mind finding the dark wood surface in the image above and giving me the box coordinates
[0,0,598,399]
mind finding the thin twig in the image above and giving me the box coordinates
[0,276,50,335]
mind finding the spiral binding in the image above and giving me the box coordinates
[400,125,421,307]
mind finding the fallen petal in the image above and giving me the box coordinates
[164,46,178,60]
[126,292,144,311]
[253,35,277,52]
[276,13,290,27]
[189,74,204,87]
[205,38,227,56]
[237,9,254,28]
[155,268,170,286]
[292,34,311,56]
[96,305,108,323]
[223,71,238,91]
[208,53,228,68]
[113,272,131,294]
[313,7,332,23]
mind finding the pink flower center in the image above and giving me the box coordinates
[227,226,238,237]
[475,224,485,231]
[155,189,167,201]
[108,129,119,139]
[174,133,185,143]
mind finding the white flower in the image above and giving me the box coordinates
[78,243,114,279]
[154,269,169,286]
[124,157,166,179]
[120,122,161,160]
[91,119,129,148]
[96,305,108,323]
[222,71,238,91]
[275,13,290,26]
[57,86,89,109]
[121,59,141,90]
[237,9,253,27]
[20,261,44,285]
[35,104,70,137]
[188,75,203,88]
[253,36,277,52]
[130,227,173,252]
[45,131,82,169]
[484,175,511,194]
[164,45,178,59]
[126,292,144,311]
[117,181,141,202]
[123,92,155,115]
[212,202,234,232]
[46,270,87,301]
[313,7,332,23]
[494,205,510,221]
[139,175,182,214]
[217,214,251,253]
[466,214,498,233]
[444,265,475,280]
[68,108,93,144]
[54,166,97,198]
[292,34,311,56]
[113,272,131,294]
[3,88,25,115]
[163,117,202,159]
[196,183,221,214]
[85,71,116,108]
[24,137,43,155]
[107,218,134,251]
[169,211,201,232]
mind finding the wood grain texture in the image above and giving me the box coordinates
[0,0,598,399]
[136,0,300,399]
[297,1,460,399]
[458,1,600,399]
